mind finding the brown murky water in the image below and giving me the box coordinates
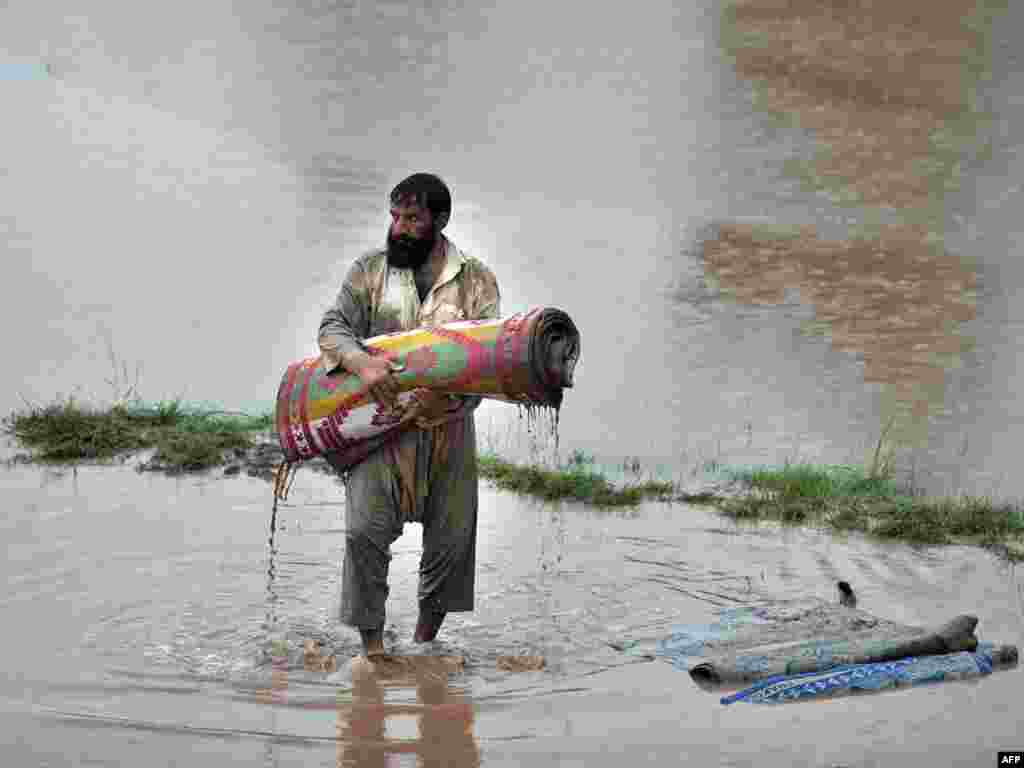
[4,0,1024,764]
[3,0,1022,499]
[702,223,978,454]
[700,0,1002,474]
[2,461,1021,767]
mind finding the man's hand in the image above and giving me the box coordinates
[353,354,401,408]
[408,389,460,429]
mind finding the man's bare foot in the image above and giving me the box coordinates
[352,654,465,681]
[303,639,338,672]
[414,603,446,643]
[359,624,386,657]
[350,652,396,681]
[837,580,857,608]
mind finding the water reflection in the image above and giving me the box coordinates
[252,651,479,768]
[1,465,1021,766]
[336,658,479,768]
[255,491,479,767]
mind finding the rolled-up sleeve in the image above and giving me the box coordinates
[318,260,371,373]
[472,262,501,321]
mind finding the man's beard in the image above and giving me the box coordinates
[386,228,435,270]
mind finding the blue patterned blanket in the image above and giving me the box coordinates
[720,644,1000,705]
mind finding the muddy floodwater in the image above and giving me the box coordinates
[2,461,1021,767]
[5,0,1024,763]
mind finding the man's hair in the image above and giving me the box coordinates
[389,173,452,226]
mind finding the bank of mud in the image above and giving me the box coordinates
[721,0,1005,214]
[709,0,1006,459]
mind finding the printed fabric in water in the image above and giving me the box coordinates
[720,642,1018,704]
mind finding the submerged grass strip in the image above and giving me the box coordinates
[477,451,675,507]
[5,400,1024,557]
[3,399,273,472]
[717,462,1024,558]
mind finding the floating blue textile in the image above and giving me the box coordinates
[721,643,1000,705]
[655,605,775,671]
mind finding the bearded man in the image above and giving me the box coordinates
[317,173,501,658]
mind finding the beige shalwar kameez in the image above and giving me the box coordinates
[317,236,500,629]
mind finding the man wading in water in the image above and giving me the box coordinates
[317,173,501,659]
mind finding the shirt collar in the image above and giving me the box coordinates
[435,235,466,287]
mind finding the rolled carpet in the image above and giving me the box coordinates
[275,307,580,466]
[719,643,1019,705]
[689,614,981,688]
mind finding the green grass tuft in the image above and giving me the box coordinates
[716,461,1024,557]
[3,398,274,472]
[477,451,674,507]
[727,462,900,500]
[6,398,1024,559]
[4,401,148,460]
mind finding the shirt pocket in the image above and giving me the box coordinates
[427,301,466,326]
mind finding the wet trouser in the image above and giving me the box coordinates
[339,414,478,629]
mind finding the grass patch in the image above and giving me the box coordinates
[3,399,672,503]
[3,398,274,472]
[7,399,1024,558]
[735,462,898,499]
[477,449,674,507]
[716,460,1024,558]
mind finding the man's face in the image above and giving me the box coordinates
[386,199,436,270]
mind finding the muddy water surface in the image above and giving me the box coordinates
[4,0,1024,764]
[3,0,1023,498]
[2,462,1021,766]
